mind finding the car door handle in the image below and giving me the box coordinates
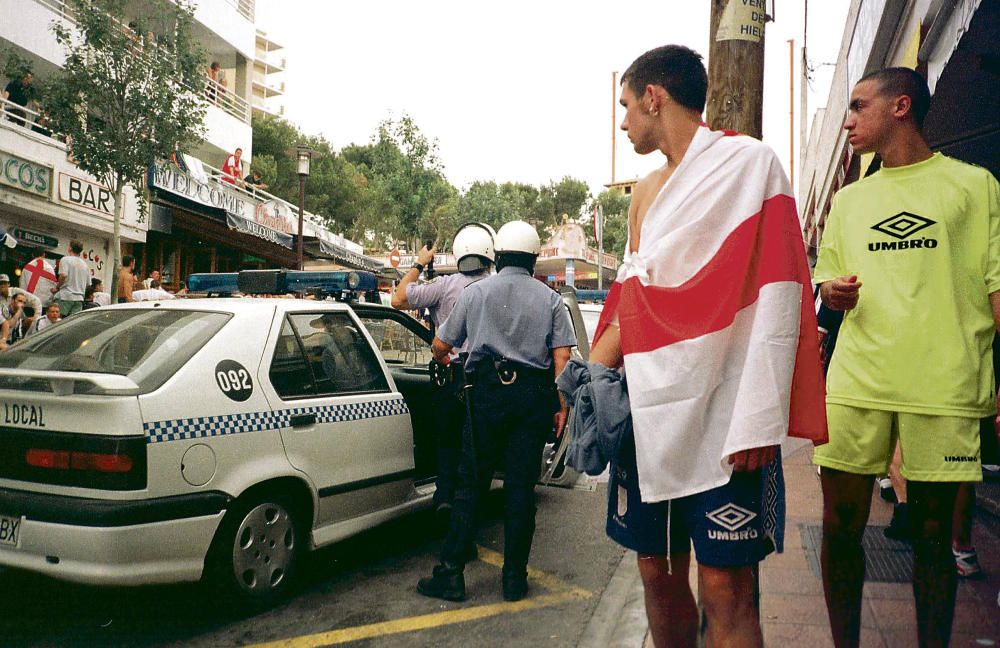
[290,413,317,428]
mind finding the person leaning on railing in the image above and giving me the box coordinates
[2,71,33,127]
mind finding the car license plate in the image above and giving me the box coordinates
[0,515,21,548]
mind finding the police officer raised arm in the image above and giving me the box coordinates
[390,223,496,528]
[417,220,575,604]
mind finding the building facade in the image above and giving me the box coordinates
[0,0,376,295]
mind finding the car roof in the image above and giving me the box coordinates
[106,297,353,315]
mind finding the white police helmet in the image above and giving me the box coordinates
[453,223,495,263]
[494,220,541,255]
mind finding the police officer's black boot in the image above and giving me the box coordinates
[417,562,466,602]
[501,568,528,602]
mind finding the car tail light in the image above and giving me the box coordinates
[25,448,70,470]
[5,434,147,490]
[27,449,135,473]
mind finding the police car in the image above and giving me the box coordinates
[0,270,445,607]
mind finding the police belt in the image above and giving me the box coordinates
[466,357,554,387]
[429,360,463,388]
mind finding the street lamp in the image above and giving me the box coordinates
[295,145,313,270]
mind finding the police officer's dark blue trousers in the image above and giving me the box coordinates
[432,383,464,509]
[440,372,557,580]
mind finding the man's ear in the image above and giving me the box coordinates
[892,94,913,121]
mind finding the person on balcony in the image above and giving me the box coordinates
[244,170,268,191]
[206,62,221,104]
[2,71,33,127]
[221,148,243,186]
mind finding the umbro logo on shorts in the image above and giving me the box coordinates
[706,503,759,541]
[706,503,757,532]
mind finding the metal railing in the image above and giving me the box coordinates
[222,0,255,21]
[0,96,67,146]
[30,0,252,124]
[204,76,250,123]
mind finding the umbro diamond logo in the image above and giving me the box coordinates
[706,503,757,532]
[870,212,936,240]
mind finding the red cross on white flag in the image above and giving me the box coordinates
[21,257,57,304]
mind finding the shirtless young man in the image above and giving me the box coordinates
[589,45,824,648]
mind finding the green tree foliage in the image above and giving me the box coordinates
[342,115,454,251]
[588,189,632,260]
[455,177,592,242]
[251,116,366,236]
[253,113,595,257]
[44,0,205,295]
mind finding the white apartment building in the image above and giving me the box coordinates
[799,0,997,264]
[252,29,285,118]
[0,0,378,292]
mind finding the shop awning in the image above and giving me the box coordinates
[226,212,293,249]
[305,237,382,272]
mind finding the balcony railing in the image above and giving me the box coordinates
[223,0,255,21]
[0,96,67,146]
[205,76,250,123]
[29,0,252,124]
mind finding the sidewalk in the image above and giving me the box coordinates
[589,439,1000,647]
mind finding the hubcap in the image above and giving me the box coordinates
[231,502,296,594]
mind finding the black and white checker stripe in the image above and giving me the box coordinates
[144,397,410,444]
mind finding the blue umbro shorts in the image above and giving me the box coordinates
[606,430,785,567]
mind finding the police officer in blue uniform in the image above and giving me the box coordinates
[391,223,496,525]
[416,220,576,602]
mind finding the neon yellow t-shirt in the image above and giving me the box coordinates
[813,153,1000,417]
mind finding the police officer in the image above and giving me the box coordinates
[391,223,496,524]
[416,220,575,603]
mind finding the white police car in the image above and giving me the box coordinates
[0,271,443,607]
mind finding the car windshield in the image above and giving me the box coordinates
[0,308,231,393]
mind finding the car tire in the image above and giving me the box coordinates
[205,492,303,611]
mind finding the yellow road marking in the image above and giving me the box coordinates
[248,546,592,648]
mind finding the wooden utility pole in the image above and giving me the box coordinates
[706,0,767,138]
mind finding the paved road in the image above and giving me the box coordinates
[0,479,624,647]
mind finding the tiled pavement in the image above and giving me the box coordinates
[635,439,1000,647]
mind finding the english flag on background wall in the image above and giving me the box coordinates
[593,126,828,503]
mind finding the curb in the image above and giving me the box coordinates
[577,549,647,648]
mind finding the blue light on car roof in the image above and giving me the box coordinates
[187,273,239,293]
[186,270,377,296]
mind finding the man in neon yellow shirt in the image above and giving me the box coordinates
[814,67,1000,647]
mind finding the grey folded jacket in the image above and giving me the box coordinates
[555,359,632,476]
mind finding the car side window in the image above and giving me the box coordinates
[357,316,434,367]
[288,312,389,396]
[268,318,316,399]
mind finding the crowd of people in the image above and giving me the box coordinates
[0,244,177,350]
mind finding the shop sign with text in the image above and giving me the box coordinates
[58,172,118,217]
[10,227,58,249]
[0,150,50,199]
[149,161,250,218]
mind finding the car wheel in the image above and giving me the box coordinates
[206,493,302,610]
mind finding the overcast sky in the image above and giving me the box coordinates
[255,1,850,197]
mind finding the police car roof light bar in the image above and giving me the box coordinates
[186,270,377,299]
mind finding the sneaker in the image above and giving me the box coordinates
[953,546,983,578]
[417,563,466,601]
[878,477,897,503]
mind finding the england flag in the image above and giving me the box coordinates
[593,126,828,502]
